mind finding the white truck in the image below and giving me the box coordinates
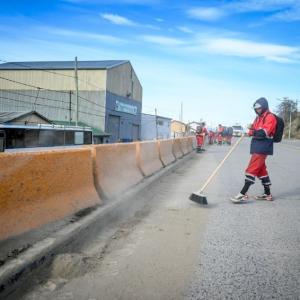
[232,125,244,137]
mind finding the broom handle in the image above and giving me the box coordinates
[198,135,244,194]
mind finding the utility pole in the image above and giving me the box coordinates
[180,102,183,122]
[69,90,72,125]
[155,108,158,139]
[288,101,292,139]
[74,57,79,127]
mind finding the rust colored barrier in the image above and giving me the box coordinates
[158,139,176,167]
[180,137,191,155]
[92,143,143,199]
[187,136,195,151]
[172,138,184,159]
[0,149,101,240]
[137,141,164,176]
[190,136,197,149]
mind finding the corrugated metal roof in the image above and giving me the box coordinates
[0,111,51,124]
[0,60,129,70]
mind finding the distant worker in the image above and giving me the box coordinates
[222,126,228,144]
[208,130,215,145]
[231,97,282,203]
[226,126,233,145]
[217,124,224,145]
[196,122,208,153]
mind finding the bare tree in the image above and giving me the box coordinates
[276,97,298,124]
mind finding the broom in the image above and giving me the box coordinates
[189,135,244,205]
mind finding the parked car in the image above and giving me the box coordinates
[232,125,244,137]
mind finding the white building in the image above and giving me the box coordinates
[141,113,171,140]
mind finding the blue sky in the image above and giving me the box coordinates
[0,0,300,127]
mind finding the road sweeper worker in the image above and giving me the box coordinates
[208,130,214,145]
[217,124,224,145]
[196,122,208,152]
[231,97,277,203]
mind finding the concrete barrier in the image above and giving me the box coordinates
[190,136,197,149]
[0,149,101,240]
[137,141,164,176]
[172,138,184,159]
[188,136,195,151]
[180,137,191,155]
[92,143,143,199]
[158,139,176,167]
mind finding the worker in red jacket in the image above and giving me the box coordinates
[208,130,214,145]
[217,124,224,145]
[196,122,208,152]
[231,97,277,203]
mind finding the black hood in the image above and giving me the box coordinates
[253,97,269,114]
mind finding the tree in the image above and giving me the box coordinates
[276,97,298,124]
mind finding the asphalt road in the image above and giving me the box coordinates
[12,138,300,300]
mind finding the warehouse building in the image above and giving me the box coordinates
[0,60,143,143]
[141,113,171,140]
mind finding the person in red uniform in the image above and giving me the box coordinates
[217,124,224,145]
[196,122,208,152]
[231,97,277,203]
[208,130,214,145]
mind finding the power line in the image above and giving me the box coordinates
[0,95,70,111]
[0,76,147,119]
[0,75,109,111]
[0,62,177,120]
[3,89,71,105]
[0,59,104,92]
[0,95,174,131]
[0,76,177,124]
[0,75,70,95]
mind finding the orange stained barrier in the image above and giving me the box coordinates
[191,135,197,149]
[137,140,164,177]
[188,136,195,151]
[180,137,191,155]
[0,149,101,241]
[92,143,143,199]
[172,138,184,159]
[158,139,176,167]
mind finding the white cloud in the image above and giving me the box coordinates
[140,32,299,64]
[187,1,300,23]
[187,7,225,21]
[229,0,299,13]
[191,37,299,63]
[141,35,184,46]
[42,27,124,44]
[100,13,160,29]
[178,26,194,34]
[101,13,137,26]
[64,0,159,4]
[270,6,300,21]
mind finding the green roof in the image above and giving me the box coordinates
[53,120,110,136]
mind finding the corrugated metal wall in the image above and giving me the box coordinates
[0,89,105,130]
[106,62,142,102]
[0,70,106,91]
[0,69,107,130]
